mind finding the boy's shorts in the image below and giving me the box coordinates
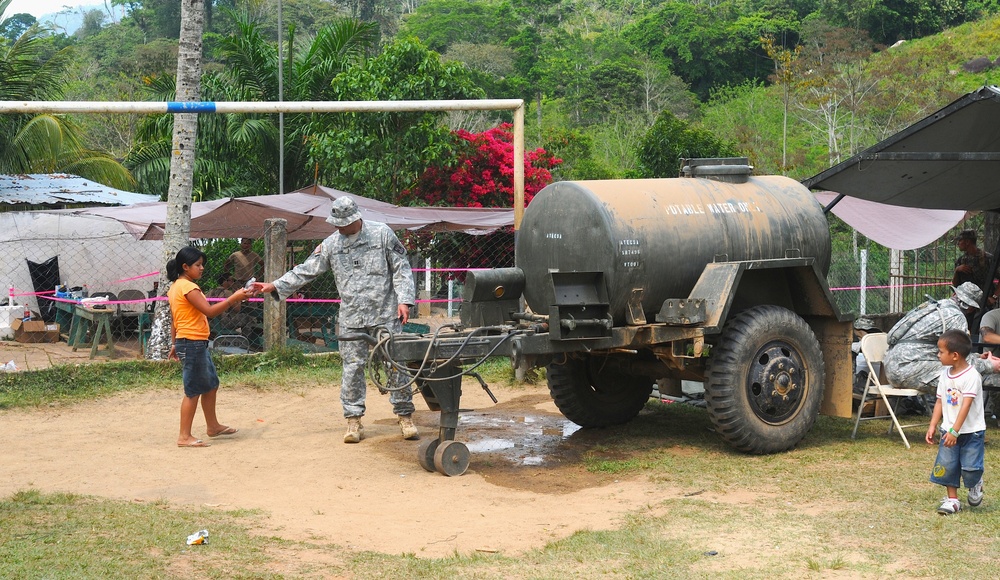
[929,429,985,489]
[175,338,220,398]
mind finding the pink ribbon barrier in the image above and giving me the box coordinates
[13,277,959,308]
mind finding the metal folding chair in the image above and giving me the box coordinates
[851,333,927,448]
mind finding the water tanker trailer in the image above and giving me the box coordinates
[356,158,853,476]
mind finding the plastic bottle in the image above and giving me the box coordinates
[23,304,30,321]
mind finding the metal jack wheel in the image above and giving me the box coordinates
[415,362,494,476]
[417,438,470,477]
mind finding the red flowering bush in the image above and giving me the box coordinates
[399,124,561,275]
[399,123,561,208]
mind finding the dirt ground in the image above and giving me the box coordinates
[0,339,686,558]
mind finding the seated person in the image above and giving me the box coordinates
[206,273,260,339]
[978,306,1000,353]
[976,305,1000,419]
[884,282,1000,393]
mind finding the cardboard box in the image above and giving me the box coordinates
[11,319,60,343]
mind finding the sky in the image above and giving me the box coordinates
[5,1,100,19]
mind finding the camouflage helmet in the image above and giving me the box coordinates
[854,317,878,331]
[952,281,984,310]
[327,197,362,227]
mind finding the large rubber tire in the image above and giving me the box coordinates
[547,355,654,427]
[705,305,825,454]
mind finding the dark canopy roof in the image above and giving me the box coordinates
[802,85,1000,211]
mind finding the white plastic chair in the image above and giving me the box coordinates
[851,333,926,448]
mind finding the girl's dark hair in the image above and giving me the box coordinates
[939,329,973,358]
[165,246,208,281]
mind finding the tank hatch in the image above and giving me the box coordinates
[680,157,753,184]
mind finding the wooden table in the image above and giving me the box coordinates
[52,300,116,359]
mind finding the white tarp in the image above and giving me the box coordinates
[815,192,968,250]
[1,212,163,314]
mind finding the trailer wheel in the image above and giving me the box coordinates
[547,356,653,427]
[705,305,825,454]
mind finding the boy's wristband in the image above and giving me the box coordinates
[948,427,959,437]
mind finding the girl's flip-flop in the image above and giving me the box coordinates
[208,426,239,437]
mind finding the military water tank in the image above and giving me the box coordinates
[515,168,831,326]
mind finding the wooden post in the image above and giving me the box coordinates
[263,219,287,351]
[418,257,431,317]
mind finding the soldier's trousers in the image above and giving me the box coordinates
[339,320,415,418]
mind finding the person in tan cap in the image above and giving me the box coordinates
[252,197,419,443]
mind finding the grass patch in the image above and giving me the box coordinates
[0,349,345,410]
[0,359,179,409]
[0,350,521,411]
[470,356,546,386]
[0,489,302,579]
[6,361,1000,577]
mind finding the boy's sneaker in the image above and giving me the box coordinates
[968,479,985,507]
[937,497,962,515]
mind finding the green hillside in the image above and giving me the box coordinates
[698,14,1000,180]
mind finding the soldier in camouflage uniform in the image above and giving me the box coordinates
[883,282,1000,394]
[254,197,418,443]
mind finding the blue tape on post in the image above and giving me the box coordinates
[166,102,217,113]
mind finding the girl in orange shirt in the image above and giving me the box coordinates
[167,246,253,447]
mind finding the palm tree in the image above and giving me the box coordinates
[0,0,134,189]
[126,73,279,200]
[220,13,377,193]
[127,11,377,199]
[147,0,205,361]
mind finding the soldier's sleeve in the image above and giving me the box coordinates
[385,230,415,305]
[972,356,993,376]
[271,241,333,300]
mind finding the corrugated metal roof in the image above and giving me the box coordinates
[0,174,158,207]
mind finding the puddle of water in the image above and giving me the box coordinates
[466,437,516,453]
[456,411,587,468]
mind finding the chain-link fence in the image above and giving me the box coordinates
[1,223,513,358]
[827,215,985,318]
[1,210,984,360]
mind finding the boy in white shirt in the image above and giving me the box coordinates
[926,329,986,514]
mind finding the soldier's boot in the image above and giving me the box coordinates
[397,414,419,440]
[343,417,365,444]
